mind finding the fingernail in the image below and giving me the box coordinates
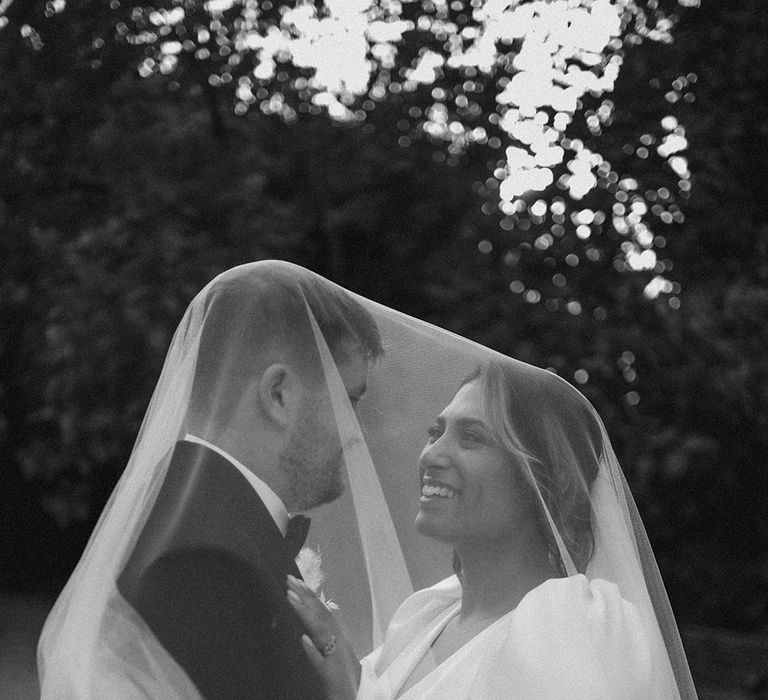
[287,590,301,604]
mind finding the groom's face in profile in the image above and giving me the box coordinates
[282,344,369,511]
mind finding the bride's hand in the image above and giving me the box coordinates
[286,575,361,700]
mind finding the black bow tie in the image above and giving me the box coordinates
[284,515,311,558]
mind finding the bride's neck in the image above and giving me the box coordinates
[454,536,553,621]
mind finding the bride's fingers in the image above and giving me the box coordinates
[300,633,326,674]
[286,576,335,621]
[301,633,361,700]
[286,575,300,591]
[286,588,310,617]
[286,587,328,638]
[286,575,317,601]
[286,578,319,612]
[286,574,310,590]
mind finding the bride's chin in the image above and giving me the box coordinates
[415,512,452,542]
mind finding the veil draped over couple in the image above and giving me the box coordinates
[38,261,697,699]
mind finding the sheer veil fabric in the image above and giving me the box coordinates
[38,261,696,699]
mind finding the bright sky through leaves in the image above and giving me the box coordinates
[126,0,694,300]
[2,0,696,302]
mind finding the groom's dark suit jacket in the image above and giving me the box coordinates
[118,440,326,700]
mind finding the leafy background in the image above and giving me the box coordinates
[1,0,767,696]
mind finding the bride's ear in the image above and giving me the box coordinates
[258,363,300,428]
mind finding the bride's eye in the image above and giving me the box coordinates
[462,430,481,444]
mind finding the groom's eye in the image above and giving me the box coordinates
[426,425,442,443]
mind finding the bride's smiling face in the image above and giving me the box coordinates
[415,380,523,544]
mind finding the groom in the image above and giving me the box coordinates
[117,262,383,699]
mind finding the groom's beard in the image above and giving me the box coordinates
[281,409,345,511]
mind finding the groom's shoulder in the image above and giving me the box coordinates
[158,439,265,520]
[165,439,238,487]
[118,440,277,596]
[132,543,274,615]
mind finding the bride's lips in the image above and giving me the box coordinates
[420,476,461,502]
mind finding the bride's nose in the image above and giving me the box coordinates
[419,439,451,470]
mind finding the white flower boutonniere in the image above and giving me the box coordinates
[295,546,340,611]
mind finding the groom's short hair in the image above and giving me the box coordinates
[290,266,384,365]
[189,261,382,422]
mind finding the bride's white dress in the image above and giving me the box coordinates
[357,574,660,700]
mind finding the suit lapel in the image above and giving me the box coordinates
[120,440,300,600]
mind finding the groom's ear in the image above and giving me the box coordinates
[258,363,300,428]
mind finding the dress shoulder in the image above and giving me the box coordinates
[358,576,461,699]
[388,575,461,624]
[472,574,656,699]
[517,574,642,631]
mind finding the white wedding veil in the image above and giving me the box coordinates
[38,261,696,699]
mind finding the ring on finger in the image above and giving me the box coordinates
[318,634,336,657]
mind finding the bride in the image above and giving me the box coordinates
[289,358,695,699]
[37,262,696,699]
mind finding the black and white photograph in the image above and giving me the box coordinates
[1,0,766,697]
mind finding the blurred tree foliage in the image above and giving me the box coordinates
[1,0,767,635]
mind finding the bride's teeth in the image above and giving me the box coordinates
[421,484,457,498]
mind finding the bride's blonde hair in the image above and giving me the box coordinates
[458,360,601,575]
